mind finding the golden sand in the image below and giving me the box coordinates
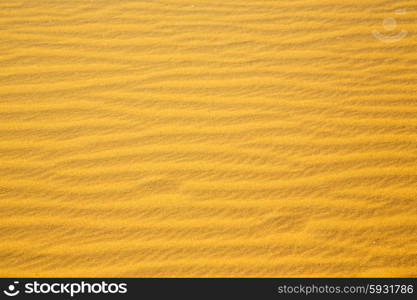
[0,0,416,277]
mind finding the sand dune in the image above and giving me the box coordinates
[0,0,416,277]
